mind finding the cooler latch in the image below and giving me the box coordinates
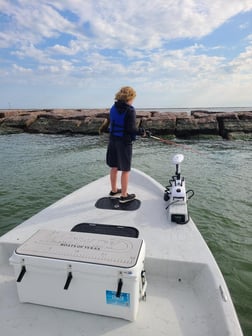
[116,278,123,297]
[64,265,73,290]
[17,265,26,283]
[141,270,147,301]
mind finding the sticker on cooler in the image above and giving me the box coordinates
[106,290,130,307]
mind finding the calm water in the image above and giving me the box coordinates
[0,133,251,335]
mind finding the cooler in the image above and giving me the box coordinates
[9,229,146,321]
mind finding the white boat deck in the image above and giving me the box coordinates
[0,262,217,336]
[0,169,243,335]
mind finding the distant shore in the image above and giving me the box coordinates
[0,108,251,140]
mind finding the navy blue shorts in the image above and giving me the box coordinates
[106,137,132,171]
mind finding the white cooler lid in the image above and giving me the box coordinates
[16,230,143,268]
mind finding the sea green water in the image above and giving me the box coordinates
[0,133,251,335]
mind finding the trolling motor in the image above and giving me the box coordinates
[164,154,194,224]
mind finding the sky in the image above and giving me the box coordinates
[0,0,252,109]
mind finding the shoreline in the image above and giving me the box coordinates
[0,108,251,140]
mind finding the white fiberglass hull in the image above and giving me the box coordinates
[0,168,243,335]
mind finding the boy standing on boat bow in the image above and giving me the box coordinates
[106,86,144,203]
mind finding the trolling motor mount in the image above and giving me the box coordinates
[164,154,193,224]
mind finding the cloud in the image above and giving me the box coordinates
[2,0,251,49]
[12,64,33,74]
[50,40,81,56]
[0,0,252,107]
[229,45,252,75]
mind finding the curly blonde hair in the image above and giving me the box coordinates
[115,86,136,103]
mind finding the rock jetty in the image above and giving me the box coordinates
[0,108,251,140]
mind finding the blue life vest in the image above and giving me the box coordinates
[109,104,126,137]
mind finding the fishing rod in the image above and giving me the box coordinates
[147,133,203,155]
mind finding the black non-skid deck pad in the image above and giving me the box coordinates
[71,223,139,238]
[95,197,141,211]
